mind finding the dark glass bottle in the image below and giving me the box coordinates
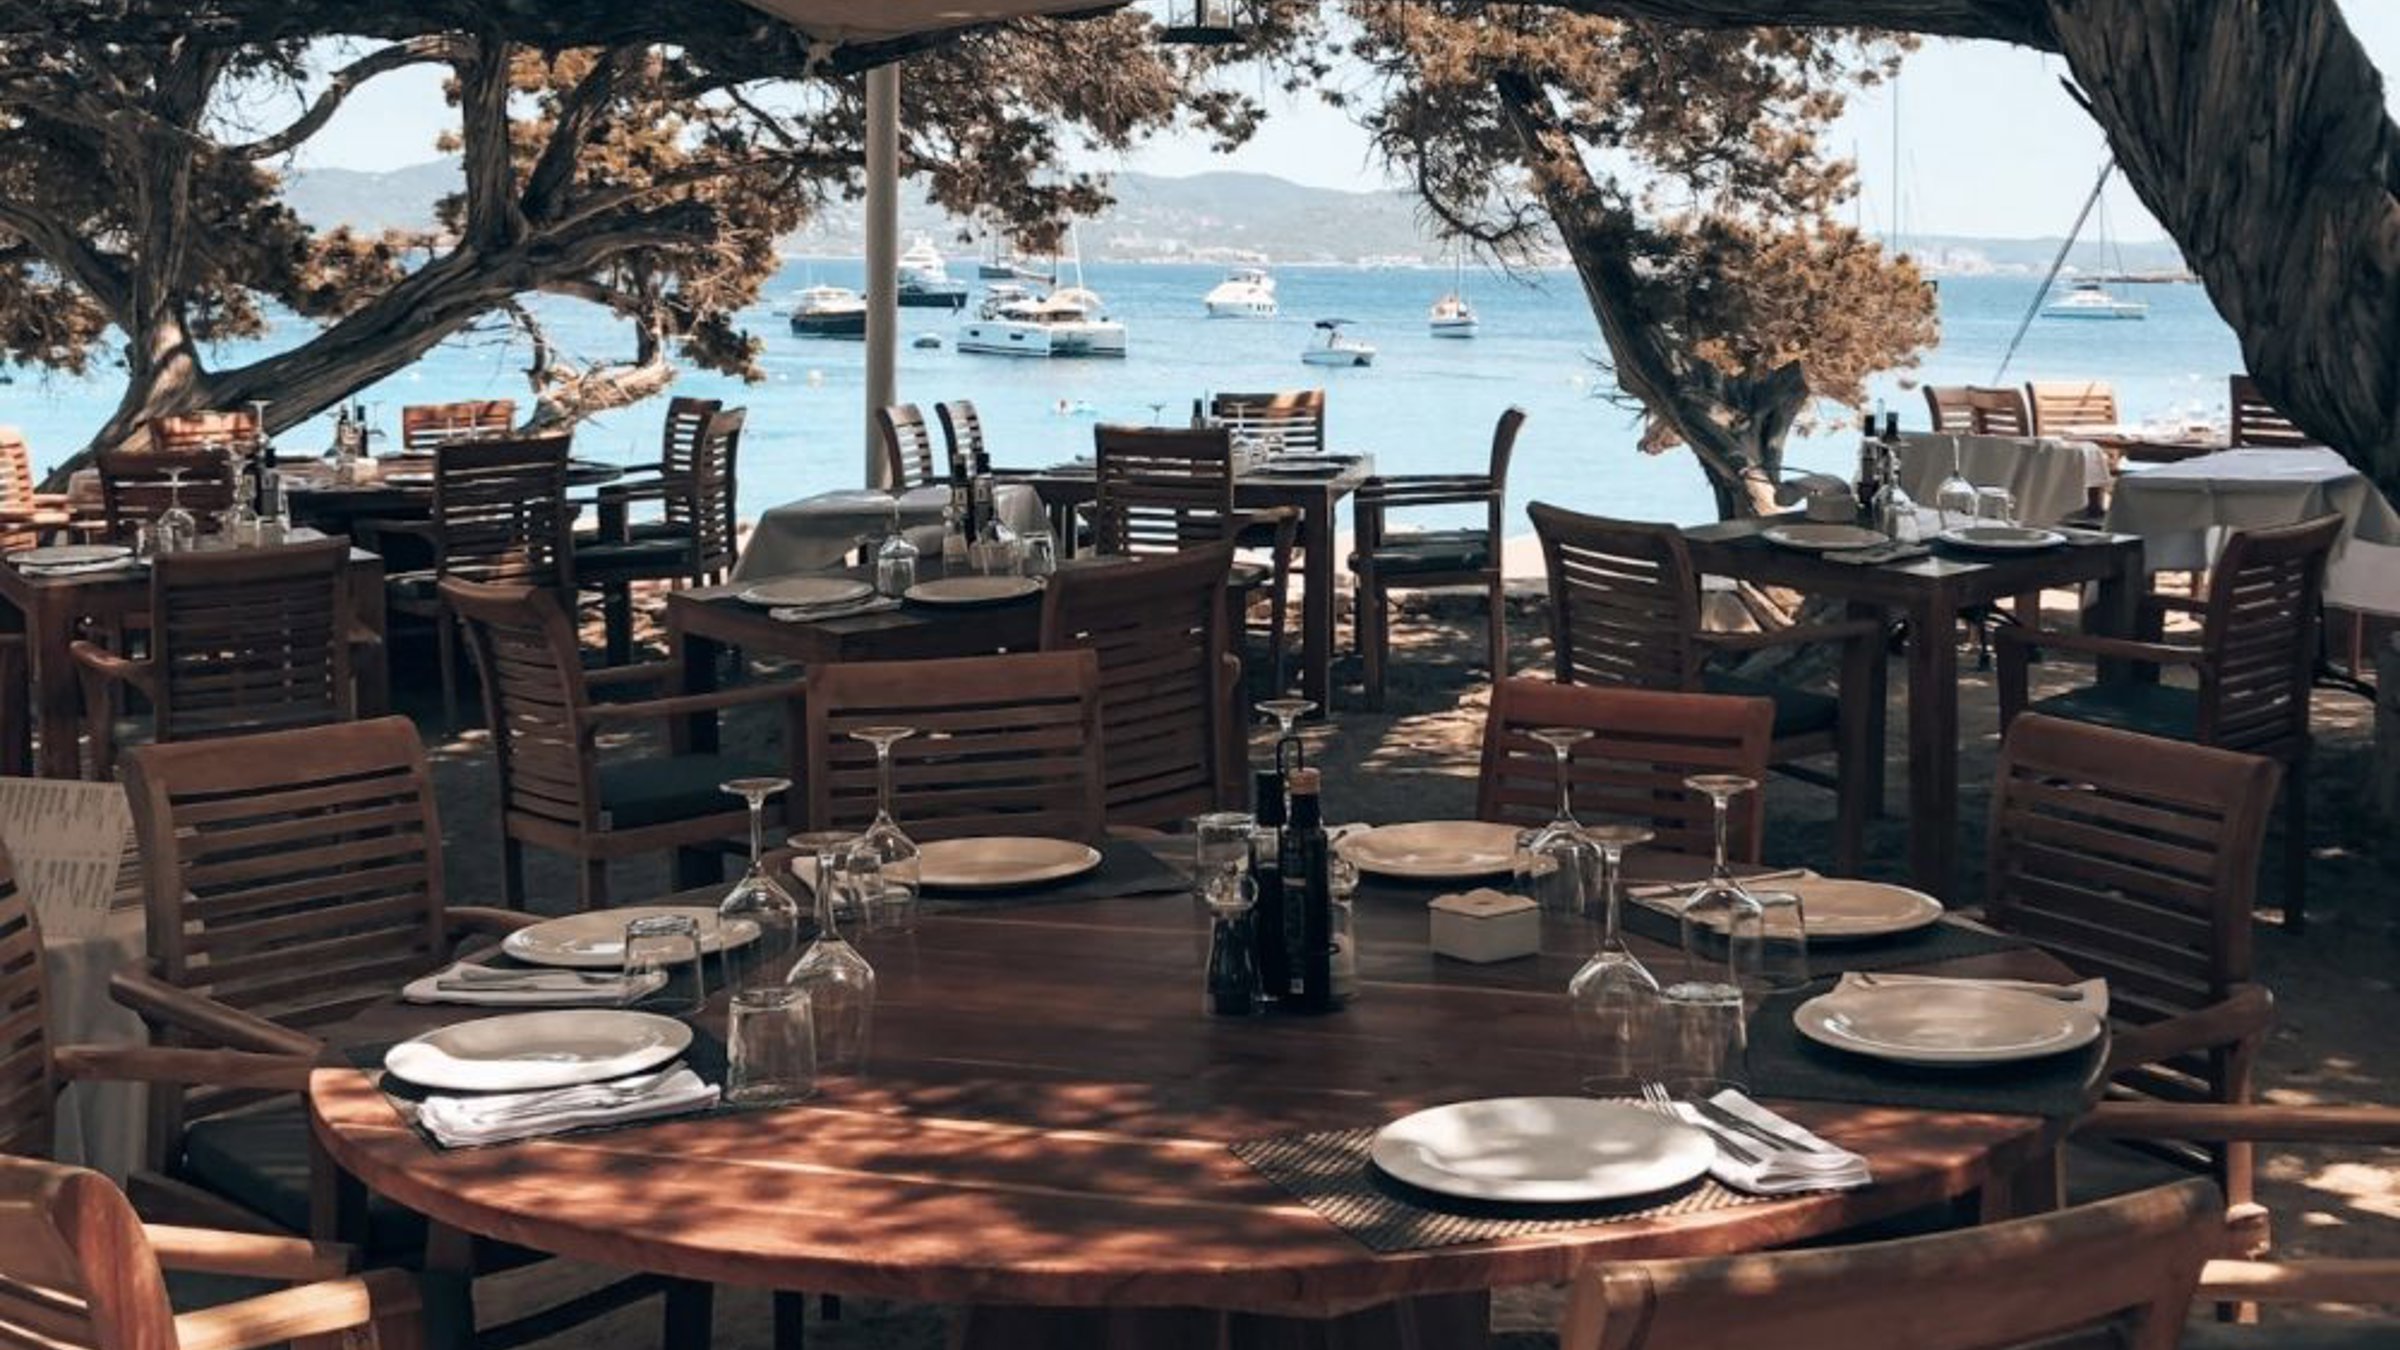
[1285,769,1336,1013]
[1250,767,1287,1002]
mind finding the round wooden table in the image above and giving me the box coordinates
[310,879,2084,1349]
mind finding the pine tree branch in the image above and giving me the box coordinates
[454,33,524,250]
[0,202,132,323]
[229,37,464,160]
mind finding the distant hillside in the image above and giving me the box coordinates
[282,160,458,235]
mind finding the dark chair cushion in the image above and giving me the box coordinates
[1358,529,1492,577]
[1703,670,1840,740]
[598,750,782,830]
[182,1102,425,1259]
[2032,681,2200,742]
[577,537,695,576]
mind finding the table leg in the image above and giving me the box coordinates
[670,626,721,756]
[349,566,390,718]
[28,594,77,779]
[419,1221,477,1350]
[956,1293,1489,1350]
[1846,599,1888,817]
[1300,492,1335,711]
[2089,545,2143,685]
[1904,590,1961,901]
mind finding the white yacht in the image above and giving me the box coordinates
[1428,292,1478,337]
[958,284,1127,358]
[895,235,969,310]
[787,285,866,338]
[1203,266,1279,318]
[2041,280,2148,320]
[1300,319,1374,367]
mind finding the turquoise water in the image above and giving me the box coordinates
[1,260,2240,530]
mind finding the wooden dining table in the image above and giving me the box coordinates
[1680,520,2145,903]
[309,857,2095,1350]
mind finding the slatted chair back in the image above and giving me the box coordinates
[430,433,573,591]
[144,410,258,455]
[147,539,353,744]
[1966,385,2033,436]
[1559,1177,2218,1350]
[0,1158,179,1350]
[441,579,603,839]
[807,651,1106,845]
[1922,385,1975,434]
[2194,514,2340,754]
[124,718,448,1148]
[935,400,990,480]
[874,404,940,491]
[0,427,39,515]
[1530,503,1702,693]
[400,399,515,454]
[95,446,236,540]
[2025,380,2121,437]
[680,407,743,580]
[1039,543,1241,829]
[1209,389,1325,455]
[1092,425,1241,557]
[1476,678,1773,862]
[658,396,721,481]
[0,853,56,1162]
[2228,375,2310,448]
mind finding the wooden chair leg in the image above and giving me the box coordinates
[1485,574,1507,682]
[1361,575,1387,711]
[437,611,460,730]
[2283,755,2308,932]
[579,857,609,911]
[662,1279,712,1345]
[501,837,527,911]
[604,582,634,666]
[773,1291,808,1349]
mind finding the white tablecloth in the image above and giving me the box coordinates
[2105,447,2400,573]
[1898,432,2111,527]
[47,908,147,1180]
[732,483,1048,581]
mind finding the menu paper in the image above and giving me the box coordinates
[0,778,137,941]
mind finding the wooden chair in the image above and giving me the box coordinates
[0,425,84,545]
[1997,514,2340,929]
[1209,389,1326,455]
[95,446,236,543]
[1984,714,2284,1261]
[936,399,990,480]
[1093,424,1294,692]
[70,537,357,780]
[1530,502,1879,872]
[359,433,572,727]
[1922,385,1975,433]
[2228,374,2310,448]
[806,650,1106,845]
[1039,541,1244,830]
[1558,1177,2219,1350]
[1476,677,1773,862]
[873,403,940,490]
[397,399,514,454]
[444,577,803,909]
[1967,384,2034,435]
[144,411,258,455]
[1351,407,1523,709]
[590,396,722,536]
[104,717,706,1342]
[2026,379,2122,436]
[579,406,744,663]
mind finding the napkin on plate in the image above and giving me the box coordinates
[771,597,900,623]
[1823,542,1932,567]
[1675,1090,1872,1195]
[401,961,665,1008]
[415,1067,719,1148]
[1831,970,2110,1018]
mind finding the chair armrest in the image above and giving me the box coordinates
[2103,982,2273,1077]
[1352,478,1500,511]
[2141,593,2208,619]
[1994,624,2205,669]
[2074,1100,2400,1146]
[581,677,804,728]
[1696,618,1883,654]
[69,639,155,696]
[144,1224,356,1281]
[350,517,437,541]
[172,1268,422,1350]
[584,659,683,691]
[50,1044,316,1093]
[2198,1257,2400,1306]
[446,906,538,937]
[110,965,323,1057]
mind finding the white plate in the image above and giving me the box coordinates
[1762,523,1888,552]
[1794,984,2103,1066]
[501,906,759,970]
[905,576,1043,606]
[383,1010,692,1093]
[1251,458,1349,476]
[917,836,1104,891]
[1371,1097,1715,1204]
[1336,821,1520,879]
[381,472,435,488]
[739,577,874,608]
[1785,878,1945,940]
[1937,525,2067,553]
[9,545,130,567]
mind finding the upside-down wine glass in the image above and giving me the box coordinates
[717,776,801,994]
[1258,697,1315,776]
[156,465,197,553]
[1675,773,1763,991]
[1520,725,1597,921]
[1567,823,1662,1096]
[848,725,920,935]
[1934,436,1978,532]
[785,837,876,1078]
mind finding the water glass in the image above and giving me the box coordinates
[1975,486,2017,528]
[621,913,708,1014]
[726,986,817,1106]
[874,530,920,598]
[1748,889,1811,994]
[1022,526,1058,577]
[1659,978,1748,1097]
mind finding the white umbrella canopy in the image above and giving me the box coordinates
[736,0,1125,44]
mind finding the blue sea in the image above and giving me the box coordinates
[2,259,2241,531]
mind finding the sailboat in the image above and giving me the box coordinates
[1428,251,1478,337]
[957,227,1126,358]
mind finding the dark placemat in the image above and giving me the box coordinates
[920,838,1188,911]
[1744,985,2102,1121]
[1232,1124,1774,1254]
[1619,901,2027,973]
[351,1026,739,1151]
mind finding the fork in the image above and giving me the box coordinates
[1642,1082,1762,1166]
[470,1068,683,1123]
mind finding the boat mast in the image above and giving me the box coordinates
[1993,158,2113,383]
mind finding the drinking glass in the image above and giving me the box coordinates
[256,470,288,545]
[1975,486,2017,528]
[874,498,919,597]
[1746,888,1811,994]
[1193,810,1255,914]
[1934,437,1978,531]
[621,913,707,1015]
[156,466,197,553]
[1567,823,1662,1096]
[1676,773,1762,988]
[1658,979,1749,1097]
[1519,726,1596,921]
[969,518,1021,576]
[726,986,817,1106]
[717,776,801,994]
[787,861,876,1077]
[1022,524,1058,578]
[847,726,920,935]
[790,830,870,933]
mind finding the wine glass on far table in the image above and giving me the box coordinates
[1568,823,1662,1097]
[847,726,920,935]
[156,465,197,553]
[1258,697,1315,774]
[1934,436,1978,532]
[717,776,801,994]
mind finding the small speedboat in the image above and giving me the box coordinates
[2041,281,2147,320]
[788,285,866,338]
[1301,319,1375,368]
[1203,266,1279,318]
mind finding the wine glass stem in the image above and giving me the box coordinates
[1711,792,1731,883]
[1553,745,1573,825]
[875,741,895,821]
[815,847,843,937]
[1599,846,1625,951]
[746,795,764,870]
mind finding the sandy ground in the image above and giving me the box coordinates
[389,582,2396,1348]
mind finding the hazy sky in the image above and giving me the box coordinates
[293,4,2400,243]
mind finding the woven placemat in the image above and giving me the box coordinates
[1230,1125,1772,1254]
[1620,901,2025,974]
[1744,986,2103,1120]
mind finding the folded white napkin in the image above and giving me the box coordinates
[771,597,900,623]
[1677,1090,1872,1195]
[1831,970,2110,1019]
[416,1067,719,1148]
[401,962,665,1008]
